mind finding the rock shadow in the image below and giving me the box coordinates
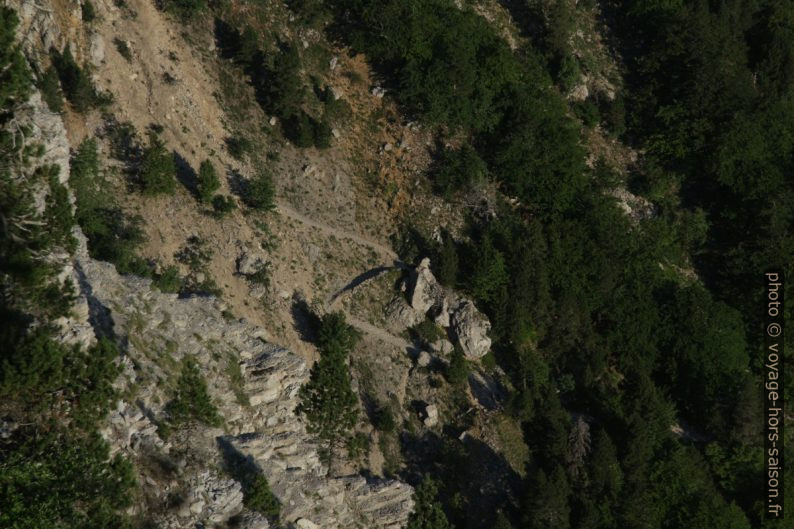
[73,260,119,344]
[399,429,522,529]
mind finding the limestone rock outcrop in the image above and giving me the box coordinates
[409,258,445,315]
[404,258,492,359]
[72,246,413,529]
[450,300,492,359]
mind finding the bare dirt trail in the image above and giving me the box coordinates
[277,205,419,354]
[275,203,399,262]
[345,313,415,352]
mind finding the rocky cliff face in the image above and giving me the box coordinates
[72,242,413,528]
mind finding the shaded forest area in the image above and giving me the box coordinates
[310,0,793,527]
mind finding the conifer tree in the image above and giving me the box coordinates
[197,159,220,203]
[139,132,176,195]
[297,312,360,470]
[407,477,453,529]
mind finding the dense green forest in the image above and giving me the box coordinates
[314,0,793,527]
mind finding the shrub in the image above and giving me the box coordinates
[167,357,221,427]
[243,170,276,211]
[244,474,280,518]
[226,135,252,160]
[446,345,468,386]
[106,119,140,162]
[113,38,132,62]
[211,194,236,217]
[152,265,183,293]
[225,356,249,406]
[432,143,487,198]
[372,404,396,433]
[139,132,176,195]
[410,319,444,348]
[323,94,352,124]
[162,0,205,19]
[246,261,271,288]
[197,160,220,202]
[38,66,64,112]
[175,235,212,271]
[81,0,96,22]
[573,99,600,128]
[50,46,101,113]
[347,431,370,460]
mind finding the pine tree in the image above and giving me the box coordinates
[236,25,259,67]
[0,7,30,113]
[467,233,507,304]
[139,132,176,195]
[436,234,458,287]
[524,466,570,529]
[316,311,360,354]
[491,511,514,529]
[244,474,280,518]
[243,169,276,211]
[51,46,96,113]
[588,429,622,500]
[446,344,468,386]
[297,312,359,470]
[168,357,222,427]
[197,159,220,203]
[407,477,453,529]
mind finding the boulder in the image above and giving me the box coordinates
[431,295,450,327]
[422,404,438,427]
[385,296,422,331]
[89,34,105,66]
[237,252,267,276]
[296,519,320,529]
[569,81,589,101]
[409,258,445,316]
[450,300,491,359]
[430,339,454,355]
[416,350,432,368]
[204,478,244,522]
[238,512,270,529]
